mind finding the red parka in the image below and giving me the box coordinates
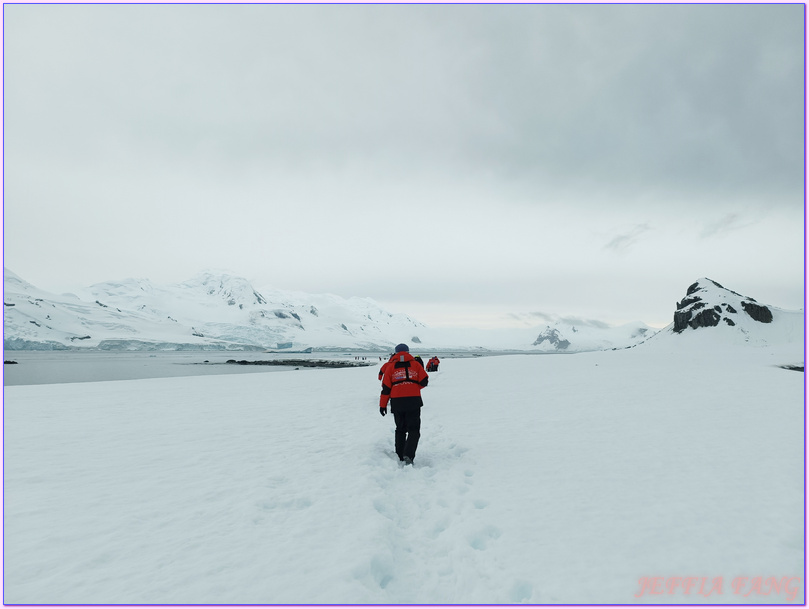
[378,359,393,381]
[379,351,429,410]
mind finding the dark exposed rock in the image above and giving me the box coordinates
[225,359,371,369]
[673,311,690,333]
[412,336,422,344]
[674,307,721,333]
[676,296,701,310]
[723,317,735,326]
[725,304,737,314]
[741,301,773,324]
[533,328,571,349]
[4,360,18,364]
[686,282,701,296]
[691,308,721,329]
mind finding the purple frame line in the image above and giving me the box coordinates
[0,2,806,607]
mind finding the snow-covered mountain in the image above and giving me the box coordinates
[396,319,654,353]
[530,321,652,352]
[633,277,803,351]
[3,269,425,351]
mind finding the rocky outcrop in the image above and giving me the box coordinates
[533,328,571,350]
[674,306,722,332]
[741,300,773,324]
[672,279,774,333]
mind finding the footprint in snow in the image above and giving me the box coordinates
[467,524,502,550]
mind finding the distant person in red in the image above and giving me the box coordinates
[378,353,396,381]
[379,343,429,465]
[427,356,440,372]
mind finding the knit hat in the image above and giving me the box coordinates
[394,343,409,353]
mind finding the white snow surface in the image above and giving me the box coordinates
[4,329,804,604]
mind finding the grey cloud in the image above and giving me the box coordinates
[699,213,756,238]
[4,4,803,208]
[522,312,556,323]
[520,312,612,329]
[503,312,557,324]
[3,4,802,329]
[604,224,652,253]
[460,5,804,205]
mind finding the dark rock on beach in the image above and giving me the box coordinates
[224,359,372,369]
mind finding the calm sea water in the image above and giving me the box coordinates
[2,350,389,386]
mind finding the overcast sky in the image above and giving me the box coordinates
[3,4,805,328]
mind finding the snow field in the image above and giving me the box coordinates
[3,343,805,604]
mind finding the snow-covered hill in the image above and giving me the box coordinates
[634,277,804,352]
[3,269,425,352]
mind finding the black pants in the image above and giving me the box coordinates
[393,406,421,461]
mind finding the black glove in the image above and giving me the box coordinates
[380,406,387,417]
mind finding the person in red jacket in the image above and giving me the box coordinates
[378,354,395,381]
[379,343,429,465]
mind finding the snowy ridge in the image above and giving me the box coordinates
[3,268,424,351]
